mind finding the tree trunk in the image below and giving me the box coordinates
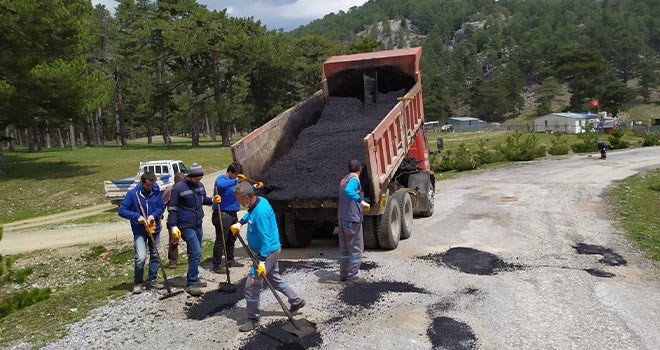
[69,122,76,149]
[57,128,64,148]
[188,81,199,148]
[45,127,51,149]
[0,143,4,177]
[115,72,127,147]
[206,90,217,142]
[5,126,15,151]
[86,114,94,147]
[147,126,152,144]
[158,60,172,147]
[212,55,230,146]
[96,107,104,146]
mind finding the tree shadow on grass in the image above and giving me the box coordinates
[2,154,97,180]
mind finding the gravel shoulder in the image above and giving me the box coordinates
[9,147,660,350]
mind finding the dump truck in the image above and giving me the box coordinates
[104,160,187,205]
[231,47,435,250]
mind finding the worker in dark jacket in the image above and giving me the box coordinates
[211,162,246,273]
[162,172,185,267]
[118,172,165,294]
[595,141,608,159]
[337,160,371,284]
[230,182,305,332]
[168,163,221,296]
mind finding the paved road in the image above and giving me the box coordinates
[29,147,660,349]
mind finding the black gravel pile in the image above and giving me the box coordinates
[573,243,627,266]
[427,317,478,350]
[584,268,616,278]
[262,90,406,202]
[421,247,522,276]
[278,260,334,274]
[339,281,429,308]
[239,320,323,350]
[186,277,247,320]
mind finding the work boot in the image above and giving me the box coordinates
[146,280,164,290]
[344,276,366,285]
[239,319,260,332]
[289,299,306,314]
[212,265,227,274]
[227,260,244,267]
[186,285,204,297]
[133,283,143,294]
[168,261,177,268]
[194,281,207,288]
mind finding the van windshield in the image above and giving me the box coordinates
[178,163,187,174]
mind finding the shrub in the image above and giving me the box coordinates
[642,133,659,147]
[474,138,503,165]
[438,143,478,171]
[548,132,570,155]
[497,130,544,161]
[608,129,630,150]
[571,129,599,153]
[0,288,51,319]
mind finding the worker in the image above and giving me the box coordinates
[118,172,165,294]
[162,172,185,268]
[211,162,246,274]
[168,163,221,296]
[595,141,608,159]
[230,182,305,332]
[337,159,370,284]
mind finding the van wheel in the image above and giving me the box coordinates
[362,216,380,249]
[377,196,401,250]
[395,190,413,239]
[284,213,312,248]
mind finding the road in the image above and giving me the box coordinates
[15,147,660,349]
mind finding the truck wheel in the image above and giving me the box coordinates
[362,216,380,249]
[419,185,435,217]
[315,222,336,238]
[276,213,290,248]
[395,190,413,240]
[284,213,312,248]
[377,196,401,250]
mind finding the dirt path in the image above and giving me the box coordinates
[0,170,223,255]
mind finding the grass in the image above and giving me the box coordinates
[0,137,234,224]
[0,239,216,347]
[607,169,660,261]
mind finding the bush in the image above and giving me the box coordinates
[642,133,659,147]
[473,138,504,165]
[548,132,570,155]
[437,143,478,171]
[0,288,51,319]
[608,129,630,150]
[571,129,599,153]
[496,130,544,161]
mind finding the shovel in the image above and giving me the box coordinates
[147,231,184,300]
[234,232,316,337]
[215,188,238,294]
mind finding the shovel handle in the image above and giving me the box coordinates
[234,233,299,328]
[215,187,232,284]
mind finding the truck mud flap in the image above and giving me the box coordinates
[408,171,434,217]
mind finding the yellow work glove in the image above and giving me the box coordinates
[255,181,264,189]
[171,226,181,239]
[213,194,222,203]
[257,262,266,277]
[230,223,242,236]
[145,221,156,235]
[361,200,371,212]
[237,174,247,182]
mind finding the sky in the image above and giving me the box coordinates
[91,0,369,31]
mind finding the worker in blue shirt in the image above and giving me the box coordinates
[211,162,246,273]
[229,182,305,332]
[337,159,371,284]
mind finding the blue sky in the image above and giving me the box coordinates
[91,0,368,31]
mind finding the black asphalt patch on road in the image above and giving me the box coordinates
[339,281,429,308]
[262,90,407,202]
[584,268,616,278]
[360,261,379,271]
[186,277,247,320]
[573,243,628,266]
[239,320,322,350]
[421,247,522,275]
[427,317,478,350]
[278,260,334,274]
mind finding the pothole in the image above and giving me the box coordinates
[339,281,429,308]
[422,247,522,275]
[573,243,627,266]
[427,317,477,350]
[239,320,322,350]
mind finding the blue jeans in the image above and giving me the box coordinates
[134,233,160,284]
[181,226,203,285]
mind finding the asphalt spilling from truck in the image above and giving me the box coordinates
[239,320,323,350]
[427,317,478,350]
[573,243,628,266]
[421,247,523,275]
[261,89,408,202]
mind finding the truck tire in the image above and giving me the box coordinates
[362,216,380,249]
[377,196,401,250]
[419,184,435,218]
[276,213,290,248]
[395,190,414,240]
[284,213,312,248]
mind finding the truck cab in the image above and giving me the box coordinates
[104,160,186,205]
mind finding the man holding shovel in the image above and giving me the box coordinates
[211,162,246,274]
[230,182,306,332]
[118,172,165,294]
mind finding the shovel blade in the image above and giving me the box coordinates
[281,319,316,338]
[159,290,184,300]
[218,283,238,294]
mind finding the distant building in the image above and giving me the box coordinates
[448,117,486,132]
[534,113,591,133]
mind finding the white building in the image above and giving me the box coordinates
[534,113,591,133]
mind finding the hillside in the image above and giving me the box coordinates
[292,0,660,122]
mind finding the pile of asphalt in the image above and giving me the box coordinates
[421,247,522,276]
[427,317,478,350]
[262,90,406,202]
[339,281,428,308]
[239,320,322,350]
[573,243,627,266]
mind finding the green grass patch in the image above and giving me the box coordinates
[0,288,52,319]
[608,169,660,261]
[0,137,233,224]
